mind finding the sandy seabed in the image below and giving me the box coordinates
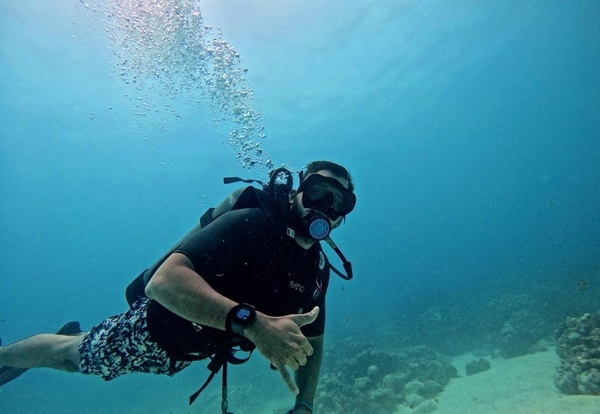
[394,347,600,414]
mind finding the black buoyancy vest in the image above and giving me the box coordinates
[125,184,289,307]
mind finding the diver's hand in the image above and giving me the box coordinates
[244,307,319,394]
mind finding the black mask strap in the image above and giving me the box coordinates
[324,236,353,280]
[223,176,263,185]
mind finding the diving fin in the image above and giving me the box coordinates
[56,321,82,336]
[0,364,27,386]
[0,321,82,387]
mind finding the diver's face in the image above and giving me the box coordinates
[296,169,350,228]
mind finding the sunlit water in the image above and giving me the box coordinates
[1,1,599,413]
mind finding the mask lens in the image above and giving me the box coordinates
[301,174,356,219]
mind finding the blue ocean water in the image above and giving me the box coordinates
[1,0,599,413]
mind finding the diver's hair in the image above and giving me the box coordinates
[302,160,355,192]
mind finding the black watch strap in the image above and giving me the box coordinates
[226,303,256,336]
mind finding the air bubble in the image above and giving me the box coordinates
[79,0,271,169]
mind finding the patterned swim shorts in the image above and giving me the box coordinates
[78,298,191,380]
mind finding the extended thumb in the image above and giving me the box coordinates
[295,306,320,327]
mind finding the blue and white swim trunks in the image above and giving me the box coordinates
[78,298,191,380]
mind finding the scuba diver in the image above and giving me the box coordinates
[0,160,356,414]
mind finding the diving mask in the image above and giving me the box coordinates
[298,173,356,220]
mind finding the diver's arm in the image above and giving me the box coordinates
[145,252,319,394]
[292,334,324,413]
[145,252,236,330]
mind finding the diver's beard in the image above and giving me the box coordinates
[289,200,310,239]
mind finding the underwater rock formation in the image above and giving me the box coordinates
[316,344,457,414]
[414,294,552,357]
[465,358,491,376]
[554,311,600,395]
[480,294,549,358]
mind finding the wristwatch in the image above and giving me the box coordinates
[226,303,256,336]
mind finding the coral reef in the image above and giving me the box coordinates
[316,343,457,414]
[479,294,549,358]
[383,266,600,359]
[554,311,600,395]
[412,294,552,357]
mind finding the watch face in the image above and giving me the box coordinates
[236,308,252,321]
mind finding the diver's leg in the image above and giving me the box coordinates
[0,333,84,372]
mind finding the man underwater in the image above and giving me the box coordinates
[0,160,357,414]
